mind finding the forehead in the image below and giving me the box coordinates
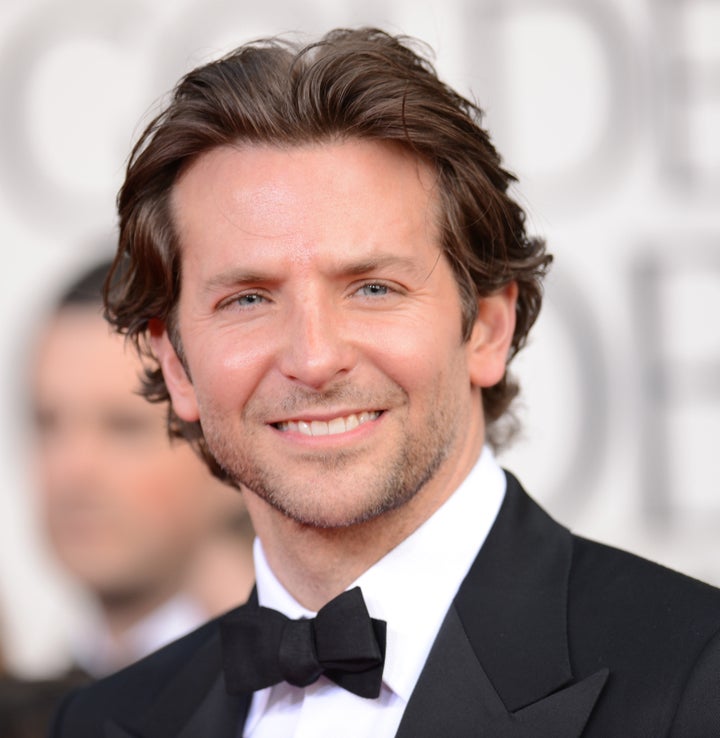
[170,139,441,271]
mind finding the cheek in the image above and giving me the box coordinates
[188,331,273,411]
[363,318,463,390]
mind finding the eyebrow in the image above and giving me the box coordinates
[203,269,274,294]
[339,254,423,276]
[202,253,428,293]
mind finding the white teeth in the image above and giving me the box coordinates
[310,420,329,436]
[327,417,346,435]
[277,411,380,436]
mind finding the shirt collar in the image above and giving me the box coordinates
[72,593,206,677]
[253,446,506,701]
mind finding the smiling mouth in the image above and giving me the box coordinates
[274,411,382,437]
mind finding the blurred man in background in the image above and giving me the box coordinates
[29,258,255,678]
[1,257,253,736]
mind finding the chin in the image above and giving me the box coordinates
[268,490,410,531]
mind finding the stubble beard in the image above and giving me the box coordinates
[200,386,461,530]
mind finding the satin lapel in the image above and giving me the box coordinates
[396,606,607,738]
[175,673,249,738]
[104,602,255,738]
[454,472,575,709]
[397,473,608,737]
[103,723,137,738]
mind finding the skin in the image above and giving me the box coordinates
[32,306,249,634]
[152,139,517,610]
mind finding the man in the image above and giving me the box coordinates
[31,260,254,678]
[51,28,720,737]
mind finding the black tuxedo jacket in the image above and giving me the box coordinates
[50,473,720,737]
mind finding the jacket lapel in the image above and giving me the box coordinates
[397,472,608,737]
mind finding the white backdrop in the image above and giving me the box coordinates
[1,0,718,676]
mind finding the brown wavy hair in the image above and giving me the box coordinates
[106,27,552,482]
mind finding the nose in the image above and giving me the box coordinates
[277,298,357,389]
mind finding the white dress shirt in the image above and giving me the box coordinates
[241,446,506,738]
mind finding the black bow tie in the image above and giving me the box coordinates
[220,587,387,699]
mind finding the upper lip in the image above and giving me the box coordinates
[268,408,382,425]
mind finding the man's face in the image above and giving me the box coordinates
[31,307,227,601]
[157,139,514,529]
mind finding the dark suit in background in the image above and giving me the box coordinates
[0,669,88,738]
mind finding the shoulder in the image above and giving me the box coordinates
[502,471,720,642]
[569,533,720,643]
[567,534,720,735]
[49,611,229,737]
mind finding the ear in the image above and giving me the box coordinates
[148,318,200,422]
[466,281,518,388]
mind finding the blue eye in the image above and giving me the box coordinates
[358,283,389,297]
[236,293,266,306]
